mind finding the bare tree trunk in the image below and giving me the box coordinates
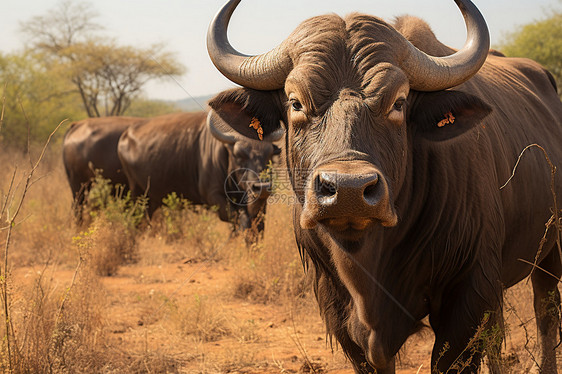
[75,80,94,118]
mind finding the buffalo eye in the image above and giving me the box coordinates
[387,96,407,124]
[291,99,303,112]
[287,94,309,126]
[393,98,405,112]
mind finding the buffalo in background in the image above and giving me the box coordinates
[117,93,282,242]
[62,116,147,222]
[208,0,562,372]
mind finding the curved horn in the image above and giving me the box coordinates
[401,0,490,91]
[207,0,292,90]
[207,111,237,144]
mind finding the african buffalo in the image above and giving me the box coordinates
[62,116,147,222]
[117,105,282,241]
[207,0,562,372]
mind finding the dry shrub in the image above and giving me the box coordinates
[166,293,231,343]
[153,192,230,259]
[70,172,144,276]
[146,193,232,263]
[3,263,107,373]
[73,216,137,276]
[230,201,308,304]
[232,256,306,304]
[84,171,146,231]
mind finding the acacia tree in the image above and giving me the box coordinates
[60,40,184,116]
[20,0,185,117]
[497,7,562,94]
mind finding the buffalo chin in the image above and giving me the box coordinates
[319,224,369,254]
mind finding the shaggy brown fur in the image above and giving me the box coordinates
[117,102,280,242]
[209,12,562,374]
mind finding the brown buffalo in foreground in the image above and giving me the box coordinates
[117,104,281,242]
[62,117,147,222]
[207,0,562,372]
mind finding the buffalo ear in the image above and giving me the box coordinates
[408,90,492,142]
[207,87,285,142]
[207,104,258,142]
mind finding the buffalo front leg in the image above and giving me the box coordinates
[531,248,561,374]
[430,275,503,373]
[72,188,86,225]
[70,181,90,225]
[210,196,243,233]
[351,357,395,374]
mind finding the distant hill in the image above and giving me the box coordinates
[172,94,214,112]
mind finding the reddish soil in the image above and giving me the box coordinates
[12,257,555,373]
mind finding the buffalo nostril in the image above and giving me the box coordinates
[320,180,337,197]
[362,174,380,205]
[315,173,338,205]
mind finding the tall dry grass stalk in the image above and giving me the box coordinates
[494,143,562,372]
[501,143,562,278]
[0,114,66,371]
[0,99,110,372]
[0,85,5,132]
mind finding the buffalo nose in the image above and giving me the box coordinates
[314,171,381,208]
[300,161,398,230]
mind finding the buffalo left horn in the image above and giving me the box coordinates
[207,0,292,90]
[400,0,490,91]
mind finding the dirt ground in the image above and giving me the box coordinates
[11,247,558,374]
[2,150,562,373]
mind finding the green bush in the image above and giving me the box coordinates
[86,171,147,230]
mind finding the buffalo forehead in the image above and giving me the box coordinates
[284,20,411,115]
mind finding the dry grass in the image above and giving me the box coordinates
[229,204,308,304]
[73,219,136,276]
[0,137,561,373]
[0,133,111,372]
[0,141,325,372]
[6,265,107,372]
[166,293,233,343]
[0,145,75,268]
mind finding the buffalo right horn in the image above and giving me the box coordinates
[207,0,292,90]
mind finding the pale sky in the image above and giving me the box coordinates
[1,0,558,102]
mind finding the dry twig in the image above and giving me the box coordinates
[500,144,561,281]
[0,118,67,370]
